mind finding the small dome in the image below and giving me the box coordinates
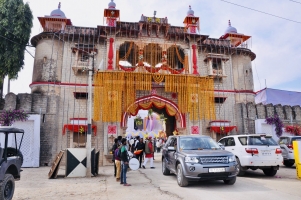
[225,20,237,34]
[187,5,194,16]
[108,0,116,9]
[50,2,66,18]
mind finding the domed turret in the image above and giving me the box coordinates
[183,5,199,34]
[225,20,237,34]
[104,0,120,27]
[108,0,116,9]
[50,2,66,18]
[220,20,251,47]
[187,5,194,17]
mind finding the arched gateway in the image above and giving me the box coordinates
[121,94,186,130]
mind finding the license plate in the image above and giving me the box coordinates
[261,150,271,156]
[209,168,225,173]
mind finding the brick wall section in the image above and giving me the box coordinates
[32,93,48,113]
[246,102,256,134]
[235,103,248,134]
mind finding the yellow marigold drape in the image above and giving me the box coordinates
[93,72,215,122]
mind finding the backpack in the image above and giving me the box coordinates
[115,147,121,158]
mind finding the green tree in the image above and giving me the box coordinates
[0,0,33,97]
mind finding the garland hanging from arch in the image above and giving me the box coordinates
[93,71,215,122]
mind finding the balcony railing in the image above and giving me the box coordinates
[72,60,90,75]
[203,38,231,47]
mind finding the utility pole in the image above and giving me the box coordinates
[86,53,95,177]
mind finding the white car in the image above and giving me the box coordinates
[218,134,283,176]
[278,136,301,167]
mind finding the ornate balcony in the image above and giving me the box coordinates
[72,60,90,75]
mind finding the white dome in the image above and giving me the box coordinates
[187,5,194,16]
[108,0,116,9]
[225,20,237,34]
[50,3,66,18]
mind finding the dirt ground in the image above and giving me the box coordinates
[13,153,175,200]
[13,153,301,200]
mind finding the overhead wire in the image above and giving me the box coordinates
[289,0,301,4]
[221,0,301,24]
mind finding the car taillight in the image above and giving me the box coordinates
[275,148,282,154]
[287,144,293,150]
[245,148,259,154]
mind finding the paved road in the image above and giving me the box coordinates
[14,153,301,200]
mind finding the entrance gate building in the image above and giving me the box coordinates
[29,1,256,166]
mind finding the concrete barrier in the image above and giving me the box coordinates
[293,140,301,180]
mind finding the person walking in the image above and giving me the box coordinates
[120,138,131,186]
[114,145,121,181]
[112,138,118,177]
[142,137,155,169]
[135,137,145,168]
[156,138,162,153]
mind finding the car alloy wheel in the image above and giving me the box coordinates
[176,164,188,187]
[177,165,182,184]
[162,160,165,173]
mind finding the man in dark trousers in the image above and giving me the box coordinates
[120,138,131,186]
[135,137,145,168]
[112,138,118,177]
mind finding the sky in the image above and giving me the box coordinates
[4,0,301,95]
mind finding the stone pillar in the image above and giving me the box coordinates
[283,105,292,121]
[292,106,301,121]
[256,103,266,119]
[222,60,226,75]
[18,93,32,112]
[265,104,275,118]
[275,104,285,120]
[191,44,198,75]
[208,59,213,75]
[4,93,17,110]
[107,38,114,70]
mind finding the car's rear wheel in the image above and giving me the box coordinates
[283,160,294,167]
[177,164,188,187]
[162,158,170,175]
[223,177,236,185]
[263,168,277,176]
[0,174,15,200]
[236,157,245,176]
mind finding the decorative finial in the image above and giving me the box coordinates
[189,5,191,9]
[228,20,231,26]
[58,2,61,9]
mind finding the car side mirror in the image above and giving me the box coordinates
[167,146,176,151]
[218,143,225,150]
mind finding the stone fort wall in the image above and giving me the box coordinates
[235,102,301,135]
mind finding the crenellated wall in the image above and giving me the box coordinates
[235,102,301,135]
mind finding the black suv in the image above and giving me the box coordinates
[0,127,24,200]
[161,135,237,187]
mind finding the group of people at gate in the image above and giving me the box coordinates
[111,136,165,186]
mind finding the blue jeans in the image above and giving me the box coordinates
[120,163,128,184]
